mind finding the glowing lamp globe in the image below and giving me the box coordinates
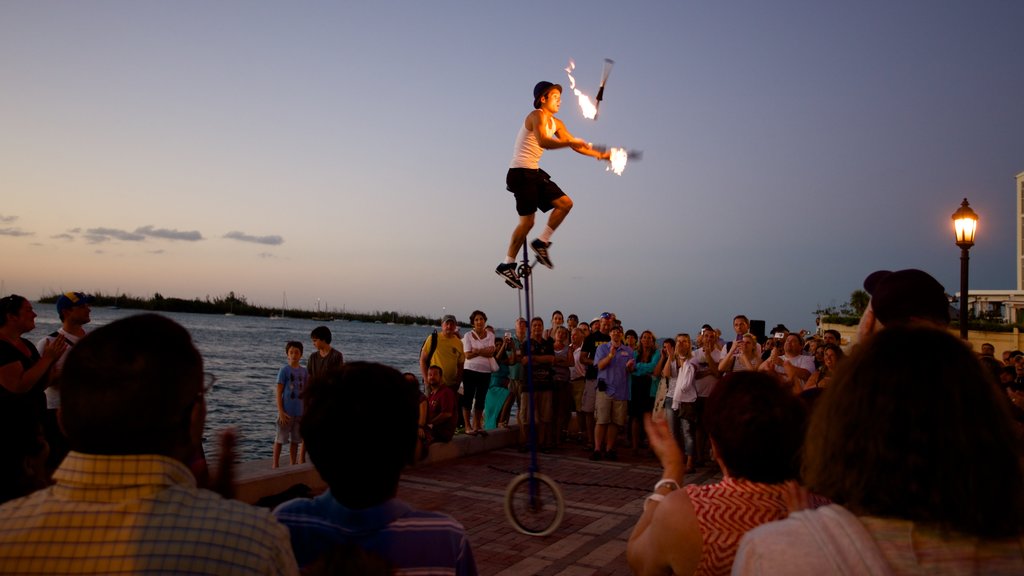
[952,198,978,249]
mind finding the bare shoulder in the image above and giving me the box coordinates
[652,489,703,576]
[524,109,542,131]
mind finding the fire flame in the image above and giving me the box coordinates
[607,147,628,176]
[565,60,597,120]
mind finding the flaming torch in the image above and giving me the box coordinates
[607,147,628,176]
[564,60,597,120]
[594,58,614,119]
[593,146,643,176]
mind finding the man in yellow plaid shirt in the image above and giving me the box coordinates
[0,314,298,575]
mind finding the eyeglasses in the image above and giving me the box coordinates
[202,372,217,394]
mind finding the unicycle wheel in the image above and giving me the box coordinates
[504,472,565,537]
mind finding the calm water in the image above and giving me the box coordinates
[30,305,435,462]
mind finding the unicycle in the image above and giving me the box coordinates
[503,243,566,536]
[504,471,565,537]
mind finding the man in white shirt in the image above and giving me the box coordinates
[35,291,93,472]
[759,333,816,391]
[692,328,723,466]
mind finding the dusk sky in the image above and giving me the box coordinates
[3,1,1023,338]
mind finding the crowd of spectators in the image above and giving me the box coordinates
[2,265,1022,573]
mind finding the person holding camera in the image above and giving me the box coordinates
[692,327,724,467]
[759,333,815,391]
[719,333,761,374]
[592,325,635,461]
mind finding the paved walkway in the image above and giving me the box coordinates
[397,443,723,576]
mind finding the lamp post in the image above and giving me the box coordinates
[952,198,978,340]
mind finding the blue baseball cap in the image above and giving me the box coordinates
[56,292,93,316]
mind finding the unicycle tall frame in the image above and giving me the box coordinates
[503,243,564,537]
[521,243,539,475]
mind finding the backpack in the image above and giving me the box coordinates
[426,329,438,363]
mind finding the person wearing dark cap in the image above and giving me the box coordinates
[34,291,93,472]
[419,314,465,389]
[496,80,612,288]
[857,268,950,343]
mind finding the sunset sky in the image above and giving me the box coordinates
[3,1,1023,337]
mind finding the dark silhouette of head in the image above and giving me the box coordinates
[804,325,1023,537]
[301,362,420,509]
[0,294,28,327]
[704,371,807,484]
[310,326,333,344]
[60,314,205,459]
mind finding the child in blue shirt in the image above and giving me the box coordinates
[274,340,308,468]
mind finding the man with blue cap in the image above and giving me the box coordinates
[35,291,93,471]
[496,80,611,288]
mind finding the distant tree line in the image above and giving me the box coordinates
[38,290,443,326]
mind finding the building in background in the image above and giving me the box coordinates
[956,171,1024,324]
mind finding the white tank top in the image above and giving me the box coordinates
[509,116,555,169]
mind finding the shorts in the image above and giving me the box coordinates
[507,168,565,216]
[520,389,553,424]
[582,379,598,413]
[571,378,586,411]
[276,416,302,444]
[507,378,523,399]
[595,391,628,426]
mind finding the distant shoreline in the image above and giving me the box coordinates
[38,291,443,327]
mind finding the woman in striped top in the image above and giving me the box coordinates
[627,371,819,576]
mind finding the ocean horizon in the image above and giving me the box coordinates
[30,304,456,462]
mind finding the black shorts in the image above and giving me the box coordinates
[506,168,565,216]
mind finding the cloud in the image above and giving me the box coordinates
[258,252,277,259]
[223,231,284,246]
[135,225,203,241]
[148,249,166,254]
[0,228,33,237]
[51,233,75,241]
[0,214,17,224]
[84,227,146,243]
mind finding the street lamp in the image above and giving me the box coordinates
[952,198,978,340]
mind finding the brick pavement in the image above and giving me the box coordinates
[397,444,723,576]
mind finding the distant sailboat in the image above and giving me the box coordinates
[270,292,287,319]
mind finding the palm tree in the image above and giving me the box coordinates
[850,289,870,315]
